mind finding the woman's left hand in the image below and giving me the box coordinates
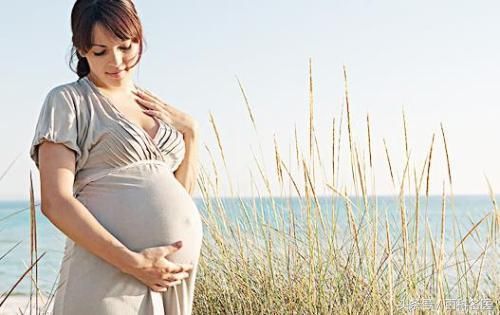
[133,88,198,137]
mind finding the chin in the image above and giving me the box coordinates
[105,70,133,85]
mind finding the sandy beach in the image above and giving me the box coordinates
[1,295,54,315]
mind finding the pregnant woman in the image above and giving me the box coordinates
[29,1,203,314]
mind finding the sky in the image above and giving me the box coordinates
[0,0,498,200]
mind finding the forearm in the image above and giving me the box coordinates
[174,132,199,195]
[41,195,139,274]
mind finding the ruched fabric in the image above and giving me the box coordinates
[29,76,203,315]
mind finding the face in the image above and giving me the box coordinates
[79,22,140,89]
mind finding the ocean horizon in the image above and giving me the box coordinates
[1,194,497,296]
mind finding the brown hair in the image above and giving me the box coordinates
[69,0,146,78]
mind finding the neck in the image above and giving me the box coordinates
[87,72,135,95]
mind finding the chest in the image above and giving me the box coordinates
[107,95,159,139]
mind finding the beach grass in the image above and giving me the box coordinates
[192,62,498,314]
[1,62,498,314]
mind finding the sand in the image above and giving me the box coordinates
[1,295,54,315]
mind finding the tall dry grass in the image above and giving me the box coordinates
[193,61,499,314]
[1,61,498,314]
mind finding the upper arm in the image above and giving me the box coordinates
[38,141,77,213]
[30,86,83,213]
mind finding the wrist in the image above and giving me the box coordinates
[117,248,143,275]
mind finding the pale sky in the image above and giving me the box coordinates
[0,0,498,200]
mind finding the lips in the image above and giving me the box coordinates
[106,69,124,75]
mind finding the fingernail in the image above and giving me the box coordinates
[174,241,182,248]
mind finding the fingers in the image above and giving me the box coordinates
[133,88,157,102]
[162,271,190,282]
[153,280,181,291]
[135,88,163,105]
[133,89,165,108]
[141,109,160,117]
[135,96,162,111]
[138,243,195,293]
[156,272,189,289]
[134,89,174,113]
[162,260,194,275]
[151,284,168,292]
[150,270,190,292]
[164,262,182,273]
[149,265,191,292]
[142,109,172,124]
[177,263,194,272]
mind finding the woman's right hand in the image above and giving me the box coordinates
[123,241,194,292]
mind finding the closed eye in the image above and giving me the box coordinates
[93,45,132,57]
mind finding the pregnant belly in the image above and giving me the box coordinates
[77,162,203,265]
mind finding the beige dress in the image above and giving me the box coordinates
[29,76,203,315]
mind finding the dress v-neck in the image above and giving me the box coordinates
[83,76,162,143]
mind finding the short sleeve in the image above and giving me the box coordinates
[29,86,82,170]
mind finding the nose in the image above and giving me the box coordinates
[109,49,124,69]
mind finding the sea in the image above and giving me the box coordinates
[0,195,497,297]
